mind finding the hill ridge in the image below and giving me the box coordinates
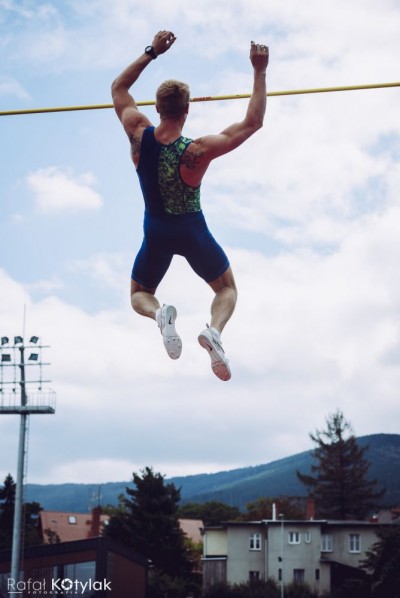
[24,433,400,512]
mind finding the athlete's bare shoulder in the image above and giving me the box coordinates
[179,140,210,186]
[128,125,148,166]
[180,141,206,170]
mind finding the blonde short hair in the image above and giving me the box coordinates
[156,79,190,119]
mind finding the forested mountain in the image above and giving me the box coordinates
[24,434,400,512]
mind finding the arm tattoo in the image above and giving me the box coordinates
[180,149,205,170]
[128,133,141,156]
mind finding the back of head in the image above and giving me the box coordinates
[156,79,190,119]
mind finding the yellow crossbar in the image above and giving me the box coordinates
[0,81,399,117]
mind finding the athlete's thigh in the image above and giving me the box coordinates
[183,226,230,283]
[131,236,173,289]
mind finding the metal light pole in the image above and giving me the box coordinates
[279,513,285,598]
[0,335,55,582]
[11,341,28,582]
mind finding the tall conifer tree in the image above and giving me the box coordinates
[297,410,384,519]
[105,467,193,577]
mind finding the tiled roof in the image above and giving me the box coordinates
[40,510,110,543]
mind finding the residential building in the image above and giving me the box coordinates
[203,517,387,595]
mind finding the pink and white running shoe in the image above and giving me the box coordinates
[198,325,231,381]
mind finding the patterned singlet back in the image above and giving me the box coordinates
[136,126,201,217]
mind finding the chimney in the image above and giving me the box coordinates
[306,498,316,520]
[88,506,102,538]
[272,502,277,521]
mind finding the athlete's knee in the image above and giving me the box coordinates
[130,279,156,299]
[208,266,237,294]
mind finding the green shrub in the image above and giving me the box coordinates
[285,581,319,598]
[203,578,280,597]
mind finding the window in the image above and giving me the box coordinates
[288,531,300,544]
[321,534,333,552]
[315,569,320,581]
[249,571,260,583]
[54,562,96,587]
[278,568,282,581]
[249,533,261,551]
[305,532,311,544]
[68,515,77,524]
[293,569,305,584]
[349,533,361,553]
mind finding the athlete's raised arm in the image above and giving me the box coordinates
[111,30,176,135]
[195,41,269,160]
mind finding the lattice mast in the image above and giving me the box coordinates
[0,335,56,582]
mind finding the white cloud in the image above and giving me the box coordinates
[68,253,128,292]
[0,76,30,100]
[27,167,103,213]
[2,0,400,76]
[25,277,64,294]
[192,72,400,250]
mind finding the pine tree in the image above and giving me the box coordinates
[0,474,16,549]
[297,410,385,519]
[105,467,193,577]
[0,474,43,549]
[363,526,400,598]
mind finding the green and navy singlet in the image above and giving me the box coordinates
[131,126,229,288]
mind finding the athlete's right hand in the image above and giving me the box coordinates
[250,41,269,71]
[151,30,176,56]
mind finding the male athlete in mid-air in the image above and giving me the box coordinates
[111,31,268,381]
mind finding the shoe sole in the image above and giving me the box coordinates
[161,306,182,360]
[198,332,231,381]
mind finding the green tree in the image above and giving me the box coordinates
[0,474,15,549]
[285,582,319,598]
[244,497,304,521]
[362,525,400,598]
[105,467,199,596]
[331,577,371,598]
[297,410,384,519]
[203,579,280,598]
[23,501,43,546]
[0,474,42,549]
[178,501,241,525]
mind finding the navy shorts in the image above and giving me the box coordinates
[131,211,230,289]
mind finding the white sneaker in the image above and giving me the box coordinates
[156,305,182,360]
[198,325,231,381]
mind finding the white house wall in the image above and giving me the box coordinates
[203,528,227,556]
[267,523,326,594]
[226,525,266,585]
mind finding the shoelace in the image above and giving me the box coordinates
[207,325,225,353]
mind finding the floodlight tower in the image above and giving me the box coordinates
[0,335,56,582]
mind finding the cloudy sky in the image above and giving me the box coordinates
[1,0,400,489]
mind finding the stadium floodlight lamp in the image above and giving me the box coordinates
[1,337,9,346]
[14,336,23,345]
[30,336,39,344]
